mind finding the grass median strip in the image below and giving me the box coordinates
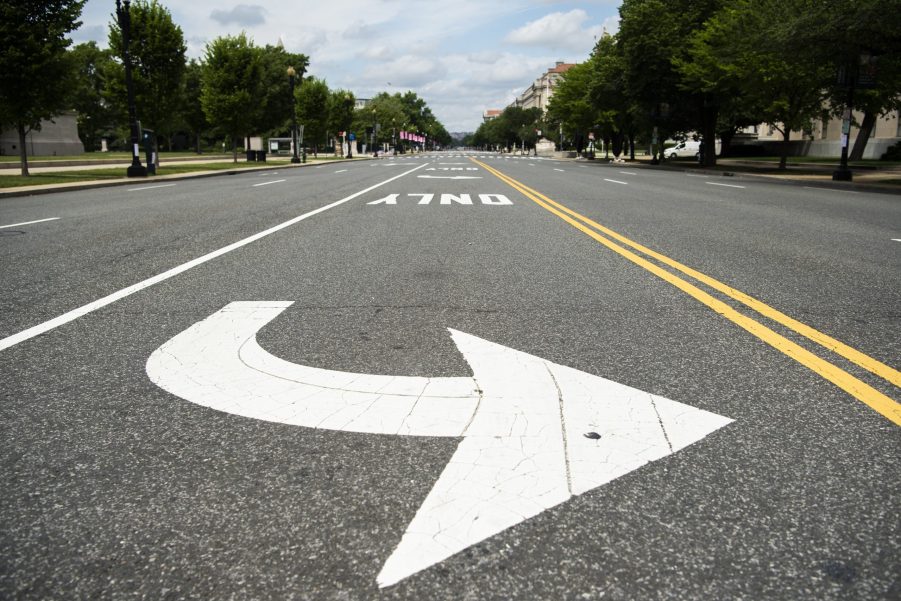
[472,158,901,426]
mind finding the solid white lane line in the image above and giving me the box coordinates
[604,178,628,185]
[0,162,429,352]
[0,217,60,229]
[128,183,177,192]
[252,179,286,187]
[618,171,637,175]
[335,169,348,173]
[705,182,745,189]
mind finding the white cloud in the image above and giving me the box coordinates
[210,4,267,27]
[505,9,605,52]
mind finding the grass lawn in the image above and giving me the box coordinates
[0,151,234,163]
[0,162,275,189]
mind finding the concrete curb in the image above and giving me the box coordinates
[0,157,369,199]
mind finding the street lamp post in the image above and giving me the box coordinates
[287,66,300,164]
[832,51,876,182]
[115,0,147,177]
[345,94,353,159]
[372,108,378,157]
[392,119,397,156]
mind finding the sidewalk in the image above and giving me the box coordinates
[581,154,901,193]
[0,154,368,198]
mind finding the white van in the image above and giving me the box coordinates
[667,140,701,158]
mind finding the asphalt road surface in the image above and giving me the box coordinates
[2,153,899,600]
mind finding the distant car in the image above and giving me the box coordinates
[668,140,701,159]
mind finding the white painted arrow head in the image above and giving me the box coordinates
[377,328,732,587]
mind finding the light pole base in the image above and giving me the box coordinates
[127,164,148,177]
[832,169,853,181]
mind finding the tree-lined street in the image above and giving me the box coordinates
[2,152,898,599]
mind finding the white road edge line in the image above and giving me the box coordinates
[604,178,628,185]
[618,171,637,175]
[252,179,286,187]
[0,162,429,352]
[128,183,178,192]
[0,217,60,229]
[705,182,746,189]
[803,186,858,194]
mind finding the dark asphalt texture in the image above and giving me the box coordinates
[1,153,899,600]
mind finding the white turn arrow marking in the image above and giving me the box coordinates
[146,302,732,587]
[416,175,482,179]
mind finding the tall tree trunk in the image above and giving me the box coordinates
[779,129,790,169]
[849,110,876,161]
[233,137,238,163]
[194,132,201,154]
[17,123,29,176]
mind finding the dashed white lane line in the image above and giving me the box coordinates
[892,239,901,243]
[252,179,286,187]
[128,183,177,192]
[604,178,628,185]
[0,161,428,352]
[335,169,348,173]
[618,171,637,175]
[554,168,565,172]
[0,217,60,229]
[705,182,746,189]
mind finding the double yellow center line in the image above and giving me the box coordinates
[472,158,901,426]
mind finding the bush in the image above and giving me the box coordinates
[880,141,901,161]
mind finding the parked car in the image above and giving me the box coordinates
[668,140,701,159]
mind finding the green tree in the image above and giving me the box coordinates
[546,62,598,153]
[254,44,309,138]
[180,58,207,153]
[69,41,118,151]
[108,0,187,151]
[618,0,725,165]
[297,76,330,155]
[681,0,831,168]
[327,89,355,155]
[0,0,85,175]
[812,0,901,160]
[201,33,264,162]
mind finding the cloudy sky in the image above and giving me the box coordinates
[73,1,621,132]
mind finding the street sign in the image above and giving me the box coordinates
[148,302,733,588]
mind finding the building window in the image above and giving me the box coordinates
[767,124,775,136]
[821,119,828,140]
[896,111,901,137]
